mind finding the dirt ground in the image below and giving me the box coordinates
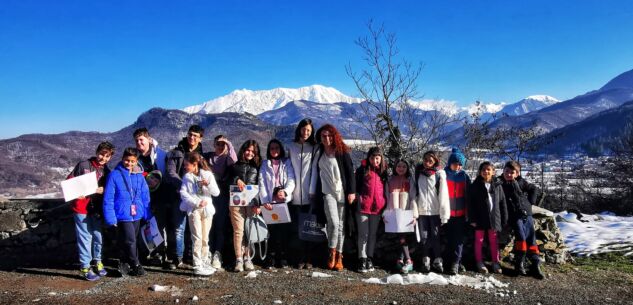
[0,262,632,305]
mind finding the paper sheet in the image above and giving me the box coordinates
[229,184,259,206]
[261,203,291,224]
[384,209,416,233]
[140,217,164,253]
[61,171,99,202]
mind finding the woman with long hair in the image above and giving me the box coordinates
[309,124,356,271]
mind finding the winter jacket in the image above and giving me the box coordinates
[103,163,152,226]
[67,158,111,215]
[467,176,507,231]
[411,168,450,223]
[355,161,388,215]
[385,175,418,215]
[180,169,220,216]
[165,138,204,194]
[138,138,167,175]
[203,140,237,190]
[445,168,471,218]
[228,160,260,205]
[498,175,538,222]
[259,158,296,204]
[287,141,315,206]
[309,146,356,223]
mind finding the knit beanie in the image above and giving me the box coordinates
[447,148,467,167]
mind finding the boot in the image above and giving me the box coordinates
[327,248,337,270]
[530,260,545,280]
[333,252,344,271]
[514,252,527,276]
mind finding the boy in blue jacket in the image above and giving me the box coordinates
[103,147,152,276]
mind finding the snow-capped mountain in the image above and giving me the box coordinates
[183,84,362,115]
[498,95,560,116]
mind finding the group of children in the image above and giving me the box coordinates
[68,119,544,281]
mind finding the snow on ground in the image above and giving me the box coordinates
[24,192,60,199]
[556,211,633,256]
[362,273,509,293]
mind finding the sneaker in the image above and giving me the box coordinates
[129,264,146,277]
[421,256,431,273]
[530,263,545,280]
[81,268,100,281]
[234,259,244,272]
[95,261,107,277]
[476,262,488,274]
[492,262,502,274]
[395,260,404,273]
[278,258,289,269]
[446,263,459,275]
[366,257,375,272]
[403,260,414,274]
[358,258,368,273]
[432,258,443,273]
[118,262,130,277]
[211,251,223,269]
[264,255,276,269]
[244,259,255,271]
[304,259,313,270]
[194,266,214,276]
[168,258,184,270]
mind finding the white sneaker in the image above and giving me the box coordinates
[194,266,213,276]
[476,262,489,274]
[211,251,223,269]
[244,259,255,271]
[234,259,244,272]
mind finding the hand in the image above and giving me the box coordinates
[409,218,417,226]
[252,206,261,215]
[347,193,356,205]
[199,179,210,186]
[237,179,246,191]
[199,200,208,208]
[382,216,388,224]
[77,196,86,200]
[264,203,273,210]
[95,187,104,195]
[470,222,477,227]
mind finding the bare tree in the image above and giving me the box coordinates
[346,20,458,164]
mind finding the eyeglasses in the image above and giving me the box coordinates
[187,133,201,139]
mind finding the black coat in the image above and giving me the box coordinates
[228,160,260,206]
[498,176,538,222]
[468,176,507,231]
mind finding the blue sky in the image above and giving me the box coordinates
[1,0,633,139]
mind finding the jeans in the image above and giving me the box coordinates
[323,194,345,252]
[73,213,103,269]
[444,216,466,265]
[168,202,187,261]
[356,212,380,258]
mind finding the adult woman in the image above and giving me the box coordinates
[286,118,316,268]
[227,140,261,272]
[309,124,356,271]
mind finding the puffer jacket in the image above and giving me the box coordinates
[468,176,507,231]
[498,175,537,222]
[411,169,450,223]
[445,168,471,218]
[103,163,151,226]
[259,158,296,204]
[228,160,260,205]
[355,161,388,215]
[287,141,315,206]
[180,169,220,216]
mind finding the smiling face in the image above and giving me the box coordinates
[183,160,197,174]
[320,130,333,147]
[122,155,138,171]
[269,142,281,159]
[423,155,436,169]
[95,149,113,166]
[135,135,151,156]
[503,167,519,181]
[243,145,255,161]
[300,125,313,143]
[187,131,202,151]
[214,139,227,155]
[369,154,382,168]
[480,165,495,182]
[395,161,408,176]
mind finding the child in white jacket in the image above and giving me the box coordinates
[180,152,220,276]
[412,151,450,273]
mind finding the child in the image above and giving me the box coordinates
[180,152,220,276]
[228,140,262,272]
[384,159,417,274]
[103,147,152,277]
[355,146,388,273]
[259,139,296,269]
[468,161,507,274]
[499,161,544,279]
[443,148,471,275]
[68,141,115,281]
[412,151,450,273]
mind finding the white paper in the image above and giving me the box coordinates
[261,203,291,224]
[229,185,259,206]
[140,216,164,253]
[61,171,99,202]
[384,209,415,233]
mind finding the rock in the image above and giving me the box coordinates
[532,206,554,217]
[0,211,25,232]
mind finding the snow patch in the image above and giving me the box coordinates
[556,211,633,256]
[362,272,508,291]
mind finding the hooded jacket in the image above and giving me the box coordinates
[355,160,388,215]
[103,162,151,226]
[287,141,315,206]
[411,168,450,223]
[259,158,296,204]
[180,169,220,216]
[467,176,507,231]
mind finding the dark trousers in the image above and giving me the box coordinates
[513,216,540,262]
[288,204,317,263]
[444,216,466,265]
[418,215,441,258]
[117,220,141,266]
[210,192,229,254]
[269,204,291,258]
